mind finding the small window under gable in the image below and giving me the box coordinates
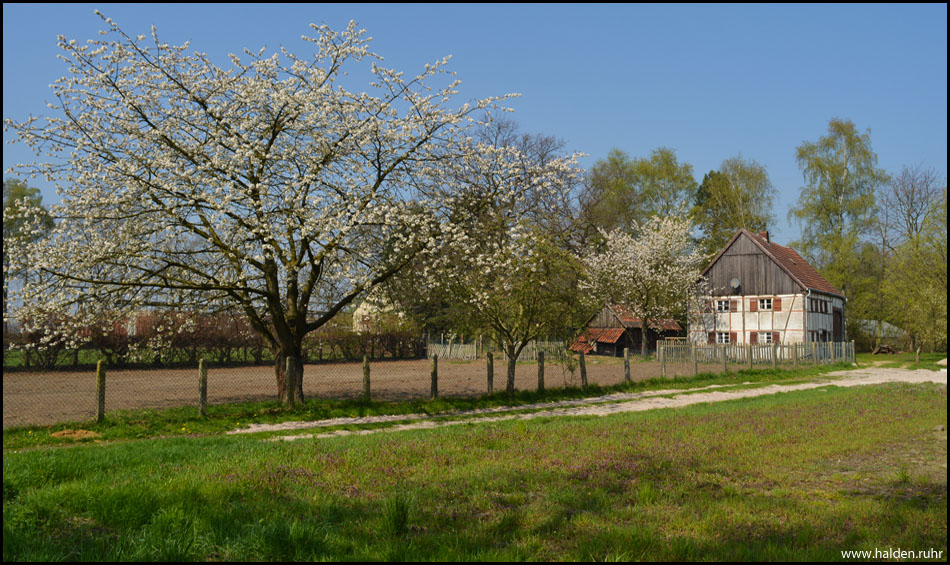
[717,332,730,344]
[758,298,773,311]
[716,300,730,313]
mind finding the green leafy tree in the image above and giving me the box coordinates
[577,149,642,238]
[635,147,698,220]
[883,186,947,352]
[3,179,54,318]
[693,155,776,256]
[579,147,697,239]
[789,118,888,300]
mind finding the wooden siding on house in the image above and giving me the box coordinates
[705,233,802,296]
[591,307,625,329]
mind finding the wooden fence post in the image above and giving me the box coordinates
[793,343,799,370]
[624,347,631,383]
[771,343,777,369]
[721,344,728,374]
[487,352,494,393]
[830,342,835,363]
[661,345,667,378]
[363,355,371,401]
[851,340,856,364]
[747,344,753,369]
[198,358,208,418]
[96,360,106,423]
[691,344,698,376]
[538,351,545,393]
[580,352,588,387]
[430,354,438,399]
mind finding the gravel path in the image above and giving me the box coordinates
[230,366,946,441]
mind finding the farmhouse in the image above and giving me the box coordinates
[571,304,682,356]
[689,230,845,345]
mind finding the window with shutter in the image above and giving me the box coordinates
[772,331,780,343]
[774,297,782,311]
[708,332,715,344]
[729,332,737,344]
[730,300,737,312]
[750,299,758,312]
[750,332,758,344]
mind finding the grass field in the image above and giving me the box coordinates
[2,362,859,451]
[3,380,946,561]
[856,351,946,371]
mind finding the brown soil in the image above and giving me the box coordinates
[4,356,710,428]
[50,429,101,440]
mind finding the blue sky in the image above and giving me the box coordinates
[3,3,947,245]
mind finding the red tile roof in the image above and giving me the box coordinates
[569,328,627,353]
[744,231,843,297]
[607,305,682,331]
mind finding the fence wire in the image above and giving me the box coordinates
[2,341,855,429]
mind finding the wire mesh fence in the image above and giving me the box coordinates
[2,341,856,429]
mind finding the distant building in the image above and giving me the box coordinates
[571,304,682,356]
[689,230,845,345]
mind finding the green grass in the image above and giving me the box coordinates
[856,351,946,371]
[3,362,858,451]
[3,382,946,561]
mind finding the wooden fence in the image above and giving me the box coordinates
[658,340,856,370]
[425,339,569,362]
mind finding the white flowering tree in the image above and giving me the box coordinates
[3,13,513,403]
[434,132,586,395]
[582,214,707,356]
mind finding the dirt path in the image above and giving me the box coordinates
[242,366,947,441]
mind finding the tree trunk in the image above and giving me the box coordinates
[274,343,305,404]
[641,324,649,357]
[506,343,517,396]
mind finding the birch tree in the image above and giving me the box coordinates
[3,13,514,402]
[582,214,707,356]
[789,118,888,298]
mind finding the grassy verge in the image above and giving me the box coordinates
[856,351,946,371]
[3,382,946,561]
[3,362,858,450]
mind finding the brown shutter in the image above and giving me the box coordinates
[773,331,780,343]
[729,300,737,312]
[774,297,782,311]
[708,332,715,344]
[750,299,758,312]
[729,332,737,344]
[750,332,758,344]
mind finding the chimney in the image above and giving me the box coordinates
[759,230,770,243]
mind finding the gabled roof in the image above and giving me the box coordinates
[701,230,843,298]
[607,305,682,331]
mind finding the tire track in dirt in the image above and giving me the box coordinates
[254,367,947,442]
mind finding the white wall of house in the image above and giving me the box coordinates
[689,293,836,344]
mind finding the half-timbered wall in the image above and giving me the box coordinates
[689,292,846,344]
[805,292,845,342]
[689,293,805,344]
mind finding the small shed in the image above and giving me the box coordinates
[570,304,682,356]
